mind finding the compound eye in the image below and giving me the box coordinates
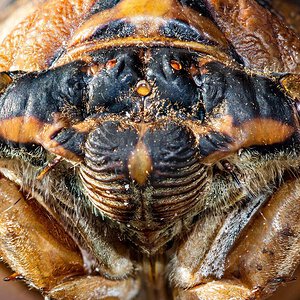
[170,60,182,71]
[0,72,13,94]
[86,64,104,76]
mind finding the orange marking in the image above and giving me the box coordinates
[0,116,44,143]
[186,116,295,164]
[128,141,153,186]
[3,273,24,282]
[170,60,182,71]
[36,156,63,180]
[105,58,117,70]
[215,116,294,148]
[0,116,82,162]
[67,0,228,49]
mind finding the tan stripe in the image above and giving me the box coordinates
[55,38,237,67]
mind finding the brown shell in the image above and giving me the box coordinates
[0,0,300,73]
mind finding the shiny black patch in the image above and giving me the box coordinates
[85,121,138,178]
[143,123,197,181]
[88,20,136,41]
[198,132,233,157]
[88,49,141,114]
[53,128,87,157]
[160,19,215,44]
[195,62,294,126]
[145,48,200,114]
[88,48,203,119]
[179,0,212,18]
[255,0,272,9]
[0,61,88,124]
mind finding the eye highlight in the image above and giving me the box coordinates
[295,101,300,115]
[170,59,182,71]
[105,58,117,69]
[136,80,151,96]
[85,64,104,76]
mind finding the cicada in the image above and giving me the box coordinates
[0,0,299,299]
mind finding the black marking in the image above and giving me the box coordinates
[88,48,204,119]
[199,132,233,158]
[0,61,88,124]
[88,19,136,41]
[143,122,196,179]
[198,192,272,279]
[89,0,121,15]
[195,62,295,126]
[160,19,215,44]
[145,48,201,113]
[85,121,139,177]
[178,0,212,19]
[53,128,87,157]
[88,49,141,114]
[255,0,272,9]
